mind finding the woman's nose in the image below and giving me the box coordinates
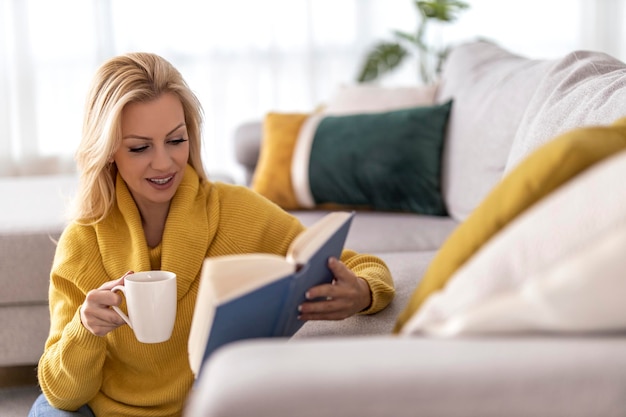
[151,145,172,170]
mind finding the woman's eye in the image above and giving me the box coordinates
[129,145,149,153]
[169,138,188,145]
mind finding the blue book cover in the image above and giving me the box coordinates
[188,211,355,378]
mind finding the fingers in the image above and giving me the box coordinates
[298,298,347,321]
[303,257,350,300]
[99,270,134,291]
[80,290,125,336]
[298,257,372,321]
[80,271,134,336]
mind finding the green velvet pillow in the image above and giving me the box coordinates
[300,101,452,214]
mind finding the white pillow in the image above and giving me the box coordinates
[323,84,437,116]
[402,148,626,336]
[434,40,554,222]
[505,50,626,174]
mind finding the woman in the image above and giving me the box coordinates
[29,52,395,416]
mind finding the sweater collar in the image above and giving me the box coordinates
[98,164,211,299]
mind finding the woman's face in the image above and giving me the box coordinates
[114,93,189,215]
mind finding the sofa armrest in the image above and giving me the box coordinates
[185,335,626,417]
[233,120,263,185]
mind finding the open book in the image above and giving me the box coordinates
[188,211,355,378]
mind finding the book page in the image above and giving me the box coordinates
[286,211,353,265]
[202,254,295,302]
[188,270,217,376]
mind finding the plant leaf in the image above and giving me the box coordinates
[417,0,469,22]
[356,42,409,83]
[393,30,419,46]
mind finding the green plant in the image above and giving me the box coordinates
[357,0,469,84]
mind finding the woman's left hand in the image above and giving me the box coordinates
[298,257,372,320]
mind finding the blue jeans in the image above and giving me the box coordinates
[28,394,95,417]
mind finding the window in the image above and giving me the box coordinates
[2,0,620,181]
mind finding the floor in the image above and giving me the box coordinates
[0,366,41,417]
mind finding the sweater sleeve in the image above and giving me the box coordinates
[341,249,395,314]
[37,223,109,411]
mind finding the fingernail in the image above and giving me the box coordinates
[298,305,303,312]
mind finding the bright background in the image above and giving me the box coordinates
[1,0,624,183]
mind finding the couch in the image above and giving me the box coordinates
[0,174,78,368]
[184,40,626,417]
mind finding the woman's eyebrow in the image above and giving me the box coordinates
[166,122,186,136]
[122,122,186,140]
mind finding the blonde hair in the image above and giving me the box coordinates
[71,52,207,224]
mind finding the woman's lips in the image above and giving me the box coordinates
[148,175,174,185]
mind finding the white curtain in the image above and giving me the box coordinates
[1,0,623,182]
[0,0,414,181]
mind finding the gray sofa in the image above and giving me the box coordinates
[184,40,626,417]
[0,174,78,368]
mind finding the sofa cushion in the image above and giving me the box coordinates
[234,120,265,185]
[251,83,440,212]
[323,83,438,115]
[402,148,626,336]
[253,96,452,214]
[238,87,438,188]
[251,112,310,210]
[393,118,626,333]
[293,210,459,254]
[190,336,626,417]
[291,101,452,214]
[506,49,626,173]
[436,40,555,221]
[293,250,438,337]
[0,174,77,305]
[0,305,50,366]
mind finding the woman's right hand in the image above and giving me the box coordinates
[80,271,134,336]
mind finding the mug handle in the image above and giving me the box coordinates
[111,285,133,328]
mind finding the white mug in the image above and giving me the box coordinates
[111,271,177,343]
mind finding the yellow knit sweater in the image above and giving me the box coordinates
[37,165,395,416]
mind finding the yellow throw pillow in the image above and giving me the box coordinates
[251,112,310,210]
[393,116,626,333]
